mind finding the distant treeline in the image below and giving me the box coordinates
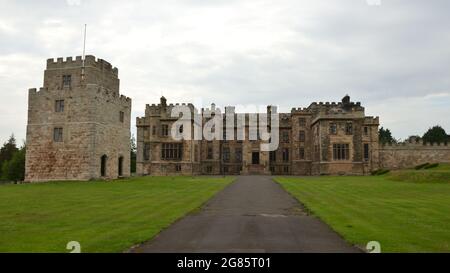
[379,125,449,145]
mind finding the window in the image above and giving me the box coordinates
[345,122,353,135]
[223,147,230,162]
[282,131,289,143]
[55,100,64,112]
[161,124,169,136]
[179,125,183,134]
[119,111,124,123]
[235,149,242,162]
[161,143,182,160]
[53,127,63,142]
[299,118,306,127]
[175,164,182,172]
[282,148,289,162]
[333,144,350,160]
[207,146,213,159]
[299,147,305,160]
[144,143,150,161]
[329,123,337,135]
[206,166,212,173]
[62,75,71,88]
[152,126,156,135]
[252,152,260,165]
[299,130,305,142]
[364,126,369,136]
[269,151,277,162]
[364,143,370,161]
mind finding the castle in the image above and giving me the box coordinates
[25,56,131,182]
[136,96,380,176]
[25,56,450,181]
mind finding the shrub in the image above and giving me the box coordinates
[415,163,430,170]
[371,169,390,176]
[377,169,390,175]
[424,163,439,169]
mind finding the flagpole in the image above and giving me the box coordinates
[81,24,87,80]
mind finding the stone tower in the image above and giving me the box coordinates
[25,55,132,182]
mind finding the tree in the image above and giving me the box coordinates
[130,135,137,174]
[422,125,448,144]
[379,127,396,144]
[406,135,421,143]
[0,134,18,177]
[4,146,26,182]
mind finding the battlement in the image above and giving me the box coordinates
[202,103,219,115]
[381,140,449,149]
[136,117,148,126]
[225,106,236,114]
[46,55,119,77]
[364,116,380,124]
[309,101,363,108]
[308,95,364,112]
[28,87,48,94]
[145,98,196,116]
[291,107,310,114]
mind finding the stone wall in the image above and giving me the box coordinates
[378,142,450,169]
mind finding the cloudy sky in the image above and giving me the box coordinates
[1,0,449,144]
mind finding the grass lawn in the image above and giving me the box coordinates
[0,176,234,253]
[276,167,450,253]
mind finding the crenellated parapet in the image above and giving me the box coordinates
[145,98,197,117]
[28,87,47,95]
[381,141,449,149]
[136,117,149,127]
[46,55,119,77]
[291,107,310,114]
[307,96,367,122]
[364,116,380,125]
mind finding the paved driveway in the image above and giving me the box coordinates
[131,176,359,253]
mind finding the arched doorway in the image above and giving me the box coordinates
[100,155,107,177]
[118,156,124,177]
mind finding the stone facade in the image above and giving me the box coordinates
[136,95,380,176]
[379,141,450,169]
[23,56,450,180]
[25,56,132,182]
